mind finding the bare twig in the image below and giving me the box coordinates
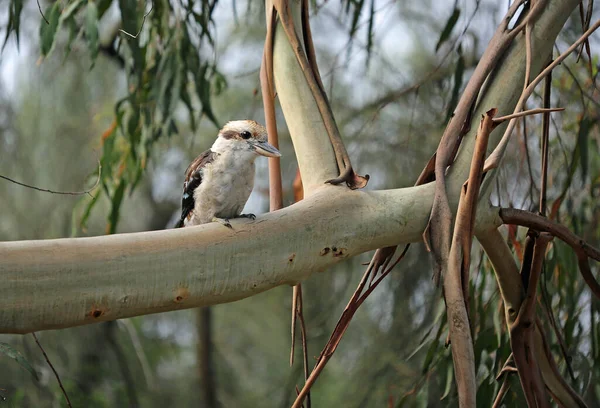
[291,246,407,408]
[0,161,101,197]
[500,207,600,299]
[119,1,154,39]
[492,375,511,408]
[492,108,564,124]
[31,333,72,408]
[485,17,600,170]
[499,208,600,262]
[37,0,49,25]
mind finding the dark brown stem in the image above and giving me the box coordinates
[540,63,552,216]
[499,208,600,300]
[291,246,405,408]
[510,233,553,408]
[32,333,72,408]
[197,308,216,408]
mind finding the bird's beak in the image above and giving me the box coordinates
[253,141,281,158]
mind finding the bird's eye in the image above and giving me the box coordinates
[240,131,252,140]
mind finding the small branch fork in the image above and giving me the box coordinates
[499,208,600,299]
[424,0,546,284]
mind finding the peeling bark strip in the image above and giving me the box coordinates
[270,0,368,190]
[444,109,496,407]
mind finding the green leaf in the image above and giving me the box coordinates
[107,180,126,234]
[0,342,39,381]
[39,2,61,57]
[445,45,465,121]
[440,363,454,400]
[78,190,101,232]
[577,117,593,181]
[3,0,24,51]
[97,0,114,18]
[85,1,100,67]
[435,8,460,51]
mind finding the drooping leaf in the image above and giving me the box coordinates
[440,363,454,400]
[3,0,24,51]
[39,2,61,57]
[445,45,465,121]
[0,343,39,381]
[435,8,460,51]
[85,1,100,67]
[97,0,114,18]
[577,117,593,181]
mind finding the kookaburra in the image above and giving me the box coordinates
[175,120,281,229]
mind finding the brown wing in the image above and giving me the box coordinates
[174,149,217,228]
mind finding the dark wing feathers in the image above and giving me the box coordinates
[175,150,217,228]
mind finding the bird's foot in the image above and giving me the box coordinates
[212,217,232,229]
[239,213,256,220]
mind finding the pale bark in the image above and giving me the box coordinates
[0,0,580,334]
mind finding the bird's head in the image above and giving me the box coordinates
[211,120,281,159]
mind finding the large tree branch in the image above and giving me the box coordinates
[0,0,583,335]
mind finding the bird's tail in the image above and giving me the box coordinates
[174,218,184,228]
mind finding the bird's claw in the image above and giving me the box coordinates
[212,217,232,228]
[239,213,256,220]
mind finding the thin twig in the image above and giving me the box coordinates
[0,161,101,198]
[485,17,600,170]
[492,108,564,124]
[297,285,311,408]
[291,246,407,408]
[119,1,154,38]
[540,63,552,216]
[31,333,72,408]
[37,0,49,25]
[492,375,511,408]
[499,208,600,262]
